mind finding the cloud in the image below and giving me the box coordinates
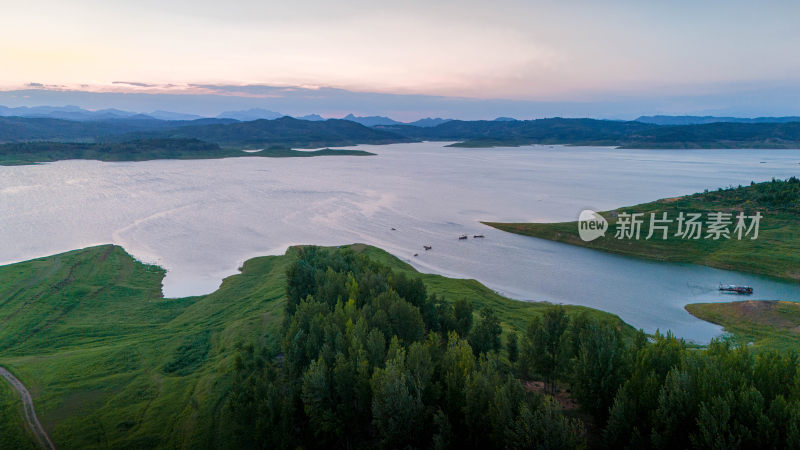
[112,81,157,88]
[188,84,300,98]
[26,82,68,90]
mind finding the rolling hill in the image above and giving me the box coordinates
[0,244,630,448]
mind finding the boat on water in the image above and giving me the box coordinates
[458,234,468,240]
[719,283,753,294]
[423,245,432,250]
[473,234,485,238]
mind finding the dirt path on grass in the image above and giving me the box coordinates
[0,366,56,450]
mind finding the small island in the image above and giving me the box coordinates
[0,139,374,166]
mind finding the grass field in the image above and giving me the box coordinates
[0,243,632,448]
[485,179,800,282]
[686,300,800,351]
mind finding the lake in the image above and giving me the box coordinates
[2,142,799,342]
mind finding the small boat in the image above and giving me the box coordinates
[413,253,418,257]
[473,234,485,238]
[423,245,432,251]
[458,234,468,240]
[719,283,753,294]
[391,227,396,231]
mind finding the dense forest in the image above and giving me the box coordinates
[224,247,800,449]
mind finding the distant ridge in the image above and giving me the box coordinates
[341,114,402,127]
[217,108,283,121]
[383,117,800,149]
[115,116,414,147]
[3,113,800,149]
[407,117,452,127]
[295,113,325,121]
[0,104,455,127]
[0,105,203,122]
[636,115,800,125]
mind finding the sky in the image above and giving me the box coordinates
[2,0,800,119]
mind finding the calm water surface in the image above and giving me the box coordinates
[2,142,799,342]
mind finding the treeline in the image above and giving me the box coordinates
[694,177,800,211]
[224,247,800,449]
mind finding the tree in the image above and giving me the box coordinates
[650,369,696,449]
[441,332,476,433]
[371,349,423,448]
[693,388,769,449]
[390,272,427,307]
[469,307,502,355]
[301,358,340,441]
[506,331,519,364]
[453,299,474,337]
[521,306,569,394]
[507,397,587,450]
[571,320,626,421]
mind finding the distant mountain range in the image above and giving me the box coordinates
[636,115,800,125]
[337,114,452,127]
[0,105,204,121]
[217,108,283,121]
[0,104,453,127]
[3,110,800,149]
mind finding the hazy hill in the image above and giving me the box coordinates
[118,116,413,147]
[636,115,800,125]
[407,117,451,127]
[294,113,325,121]
[4,114,800,149]
[217,108,283,121]
[0,105,203,122]
[341,113,403,126]
[382,117,654,145]
[0,116,236,143]
[620,121,800,148]
[384,117,800,148]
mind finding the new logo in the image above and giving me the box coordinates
[578,209,607,242]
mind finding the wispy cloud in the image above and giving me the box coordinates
[112,81,157,88]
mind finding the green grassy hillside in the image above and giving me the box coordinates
[0,244,631,448]
[486,178,800,282]
[686,300,800,351]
